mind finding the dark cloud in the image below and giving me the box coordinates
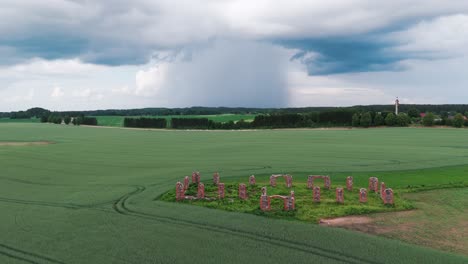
[154,40,290,108]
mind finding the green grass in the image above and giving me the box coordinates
[160,180,413,223]
[0,123,467,263]
[94,114,257,127]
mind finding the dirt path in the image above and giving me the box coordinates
[319,188,468,256]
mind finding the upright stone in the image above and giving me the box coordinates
[369,177,379,192]
[249,175,256,185]
[260,187,270,211]
[213,172,220,186]
[346,176,353,191]
[218,183,225,199]
[359,188,368,203]
[336,187,344,204]
[192,172,201,184]
[284,175,293,188]
[307,176,313,189]
[380,182,386,199]
[238,183,247,200]
[184,176,189,190]
[324,176,331,189]
[313,186,321,202]
[197,182,205,199]
[284,191,295,211]
[270,175,277,187]
[176,182,184,201]
[384,188,394,205]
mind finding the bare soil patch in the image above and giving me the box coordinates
[0,141,53,146]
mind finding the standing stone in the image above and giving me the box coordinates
[336,187,344,204]
[307,176,314,189]
[284,175,293,188]
[270,175,277,187]
[192,172,201,184]
[346,176,353,191]
[368,177,379,192]
[324,176,331,190]
[213,172,220,186]
[260,187,270,211]
[284,191,295,211]
[380,182,386,200]
[359,188,368,203]
[176,182,184,201]
[384,188,394,205]
[184,176,190,190]
[197,182,205,199]
[238,183,247,200]
[249,175,256,185]
[218,183,225,199]
[313,186,321,202]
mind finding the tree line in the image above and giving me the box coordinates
[4,105,468,119]
[40,114,98,126]
[124,117,166,128]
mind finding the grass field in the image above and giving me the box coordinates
[0,123,467,263]
[94,114,257,127]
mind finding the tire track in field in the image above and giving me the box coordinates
[113,186,380,264]
[0,243,66,264]
[0,197,113,212]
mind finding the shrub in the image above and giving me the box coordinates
[385,113,396,126]
[422,112,435,126]
[374,113,384,126]
[453,113,464,128]
[395,113,411,127]
[360,112,372,127]
[64,116,71,125]
[352,113,360,127]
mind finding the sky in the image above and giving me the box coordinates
[1,1,468,111]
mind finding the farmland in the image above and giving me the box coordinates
[94,114,257,127]
[0,123,467,263]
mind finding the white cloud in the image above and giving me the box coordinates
[135,64,168,96]
[51,86,64,99]
[390,14,468,58]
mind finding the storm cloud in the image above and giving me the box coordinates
[1,1,468,110]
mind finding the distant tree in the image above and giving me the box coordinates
[64,116,71,125]
[374,113,384,126]
[407,108,419,118]
[453,113,464,128]
[385,113,396,126]
[352,113,360,127]
[360,112,372,127]
[395,113,411,127]
[40,115,48,123]
[422,112,435,126]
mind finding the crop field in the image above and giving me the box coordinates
[94,114,257,127]
[0,123,467,263]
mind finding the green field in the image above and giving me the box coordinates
[0,123,467,263]
[94,114,257,127]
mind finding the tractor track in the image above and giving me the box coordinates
[0,197,116,212]
[113,186,380,264]
[0,243,66,264]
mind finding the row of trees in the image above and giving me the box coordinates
[422,112,467,128]
[123,117,167,128]
[352,112,411,127]
[40,115,97,126]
